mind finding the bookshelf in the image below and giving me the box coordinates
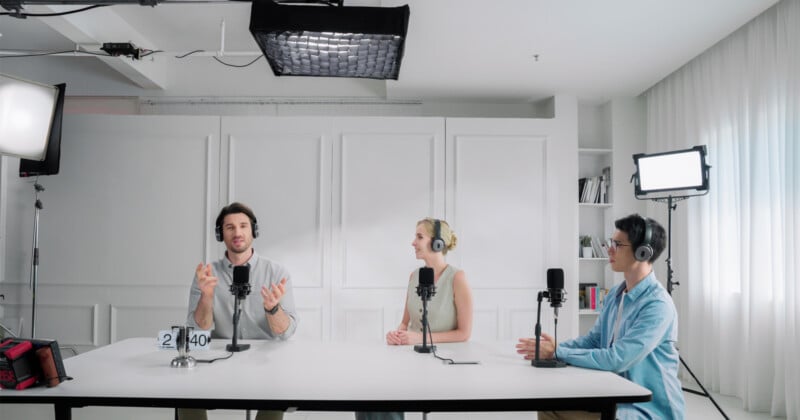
[578,147,613,334]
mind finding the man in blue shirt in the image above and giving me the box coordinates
[517,214,685,419]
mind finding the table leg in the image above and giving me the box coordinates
[599,403,617,420]
[54,403,72,420]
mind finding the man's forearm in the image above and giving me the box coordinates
[194,295,214,330]
[266,307,290,335]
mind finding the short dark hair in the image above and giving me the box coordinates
[614,214,666,262]
[216,202,258,232]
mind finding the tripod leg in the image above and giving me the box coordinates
[680,355,729,419]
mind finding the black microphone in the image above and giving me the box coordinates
[532,268,567,368]
[545,268,566,315]
[414,267,436,354]
[227,265,251,352]
[230,265,251,300]
[416,267,436,301]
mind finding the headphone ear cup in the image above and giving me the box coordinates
[252,223,259,239]
[215,226,223,242]
[431,238,445,252]
[635,244,653,262]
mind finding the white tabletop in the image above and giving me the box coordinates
[1,337,650,416]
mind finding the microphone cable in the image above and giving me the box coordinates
[553,316,565,364]
[426,323,480,365]
[196,352,235,363]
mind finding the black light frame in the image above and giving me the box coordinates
[249,0,410,80]
[19,83,65,177]
[632,145,710,198]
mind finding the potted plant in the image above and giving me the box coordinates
[580,236,593,258]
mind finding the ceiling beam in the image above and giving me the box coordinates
[32,5,168,89]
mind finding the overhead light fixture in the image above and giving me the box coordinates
[249,0,410,80]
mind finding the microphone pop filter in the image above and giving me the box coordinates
[233,265,249,285]
[419,267,434,287]
[546,268,564,290]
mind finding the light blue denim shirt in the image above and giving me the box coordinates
[556,272,685,419]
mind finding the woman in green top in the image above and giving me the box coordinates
[357,218,474,420]
[386,218,473,346]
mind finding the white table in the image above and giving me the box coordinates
[0,338,650,419]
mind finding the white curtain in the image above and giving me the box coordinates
[645,0,799,418]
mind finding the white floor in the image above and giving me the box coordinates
[682,385,785,420]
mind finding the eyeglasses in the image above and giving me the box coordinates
[606,238,630,251]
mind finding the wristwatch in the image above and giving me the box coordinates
[264,304,281,315]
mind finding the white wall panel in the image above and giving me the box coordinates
[221,117,331,290]
[450,133,547,289]
[330,118,446,341]
[110,304,189,342]
[339,132,440,288]
[445,109,578,338]
[1,115,219,342]
[2,303,98,346]
[343,308,384,342]
[293,306,324,342]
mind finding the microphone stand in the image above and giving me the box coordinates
[414,288,435,353]
[226,293,250,352]
[532,291,565,368]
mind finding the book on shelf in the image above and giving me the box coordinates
[578,235,608,258]
[578,174,609,204]
[579,283,608,311]
[591,236,608,258]
[579,283,597,310]
[601,166,611,203]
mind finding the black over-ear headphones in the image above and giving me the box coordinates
[431,219,445,252]
[215,217,259,242]
[634,216,654,262]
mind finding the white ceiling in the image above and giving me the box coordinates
[0,0,779,103]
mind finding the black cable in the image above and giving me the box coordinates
[141,49,163,58]
[176,50,264,68]
[553,316,563,363]
[195,352,234,364]
[212,55,263,68]
[0,50,111,59]
[175,49,206,59]
[44,375,74,383]
[427,322,479,365]
[1,4,108,17]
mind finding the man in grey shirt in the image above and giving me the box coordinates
[181,202,298,420]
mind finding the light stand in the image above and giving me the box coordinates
[647,195,728,419]
[29,181,45,338]
[414,288,435,354]
[531,291,566,368]
[632,145,725,418]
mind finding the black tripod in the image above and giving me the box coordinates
[652,195,728,419]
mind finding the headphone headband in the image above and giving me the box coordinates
[634,215,653,262]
